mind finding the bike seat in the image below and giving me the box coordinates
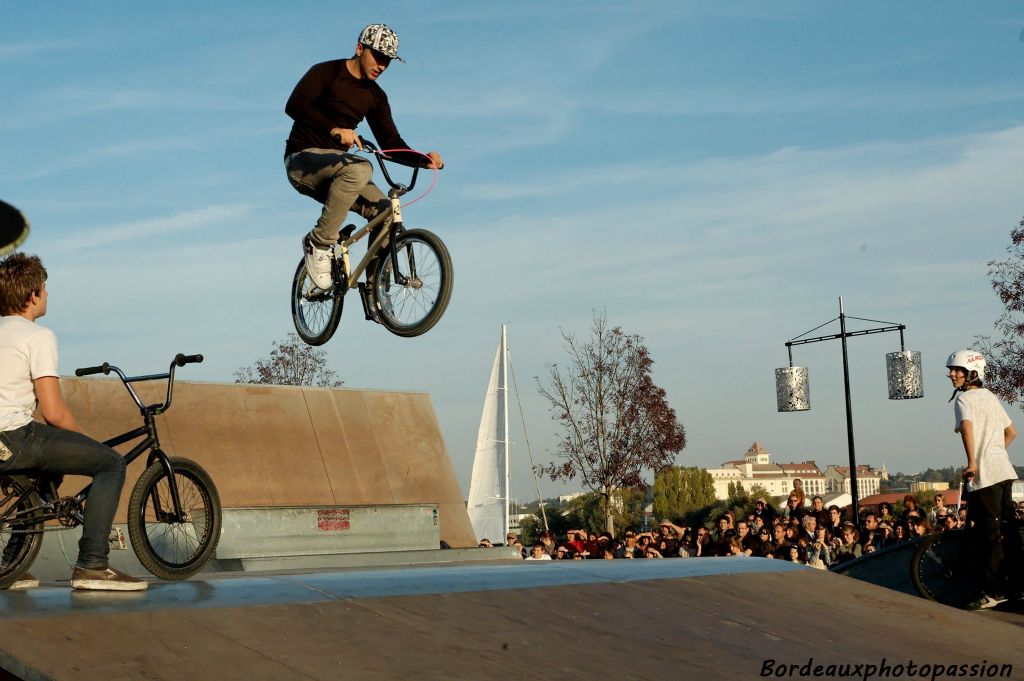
[338,224,357,241]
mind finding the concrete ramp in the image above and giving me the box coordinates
[0,559,1021,681]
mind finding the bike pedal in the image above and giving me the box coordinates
[109,527,127,550]
[357,282,381,324]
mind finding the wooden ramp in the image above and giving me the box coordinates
[0,559,1021,681]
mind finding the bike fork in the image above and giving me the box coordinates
[147,450,186,522]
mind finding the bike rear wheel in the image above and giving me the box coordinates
[372,228,453,338]
[127,457,221,581]
[911,529,974,608]
[291,258,343,346]
[0,475,44,589]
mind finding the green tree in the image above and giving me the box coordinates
[727,481,748,507]
[651,466,716,521]
[537,312,687,536]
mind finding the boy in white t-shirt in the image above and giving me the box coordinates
[0,253,146,591]
[946,349,1020,609]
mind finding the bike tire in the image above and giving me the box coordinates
[0,475,44,589]
[291,258,343,346]
[127,457,222,581]
[372,228,453,338]
[911,529,974,608]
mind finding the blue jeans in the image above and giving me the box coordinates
[0,422,125,569]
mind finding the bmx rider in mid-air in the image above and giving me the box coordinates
[284,23,443,291]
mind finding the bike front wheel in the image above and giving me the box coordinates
[911,529,974,608]
[0,475,44,589]
[372,228,453,338]
[291,258,343,346]
[127,457,222,581]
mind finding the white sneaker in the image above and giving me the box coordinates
[5,571,39,590]
[302,234,333,290]
[965,593,1006,610]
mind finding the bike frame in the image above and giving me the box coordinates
[5,358,196,530]
[331,141,423,292]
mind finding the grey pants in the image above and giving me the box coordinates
[285,148,392,248]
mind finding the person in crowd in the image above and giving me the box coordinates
[901,494,924,522]
[799,515,818,543]
[832,523,863,564]
[809,496,829,526]
[725,536,748,557]
[826,505,844,532]
[807,526,833,569]
[616,530,639,559]
[554,546,572,560]
[783,493,805,523]
[525,543,552,560]
[910,517,931,538]
[736,520,758,556]
[538,530,557,556]
[928,494,951,525]
[565,530,586,555]
[656,520,680,556]
[643,545,663,559]
[891,523,909,544]
[477,538,493,548]
[753,497,776,525]
[859,513,880,548]
[877,502,895,524]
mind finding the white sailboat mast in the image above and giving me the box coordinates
[500,324,510,540]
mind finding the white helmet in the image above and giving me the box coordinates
[946,349,985,382]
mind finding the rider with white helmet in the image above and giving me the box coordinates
[945,349,1020,609]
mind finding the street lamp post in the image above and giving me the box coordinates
[775,297,923,529]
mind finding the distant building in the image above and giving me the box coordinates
[910,481,949,493]
[707,442,826,501]
[825,465,883,498]
[558,492,587,505]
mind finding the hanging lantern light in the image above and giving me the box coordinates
[886,350,923,400]
[776,366,810,412]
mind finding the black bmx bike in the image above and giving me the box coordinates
[911,480,1023,608]
[290,139,454,345]
[0,354,221,588]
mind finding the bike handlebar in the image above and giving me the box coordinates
[73,353,204,415]
[357,136,427,193]
[75,362,111,377]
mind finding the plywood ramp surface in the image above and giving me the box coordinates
[57,379,476,547]
[0,564,1021,681]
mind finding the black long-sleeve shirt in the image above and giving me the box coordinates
[284,59,421,165]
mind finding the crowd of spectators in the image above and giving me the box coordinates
[479,491,1024,569]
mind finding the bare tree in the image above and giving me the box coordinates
[977,216,1024,403]
[235,333,343,387]
[537,312,687,535]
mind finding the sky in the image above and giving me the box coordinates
[2,1,1023,506]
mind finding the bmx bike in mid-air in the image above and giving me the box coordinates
[290,139,453,346]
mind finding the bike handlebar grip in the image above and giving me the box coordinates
[75,363,110,377]
[174,353,204,367]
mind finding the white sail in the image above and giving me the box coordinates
[467,327,509,544]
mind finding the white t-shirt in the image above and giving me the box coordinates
[953,388,1018,491]
[0,316,59,432]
